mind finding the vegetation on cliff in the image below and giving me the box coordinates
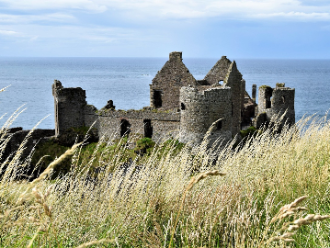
[1,115,330,247]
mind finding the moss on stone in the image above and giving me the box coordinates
[276,83,285,88]
[259,85,272,89]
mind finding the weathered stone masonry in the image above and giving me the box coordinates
[150,52,197,110]
[180,86,232,146]
[98,109,180,142]
[0,52,296,171]
[254,83,295,129]
[51,52,296,148]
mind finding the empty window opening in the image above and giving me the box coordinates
[153,90,162,108]
[120,119,131,137]
[143,119,153,138]
[266,96,272,109]
[216,120,223,130]
[181,103,186,110]
[282,96,286,104]
[265,89,273,109]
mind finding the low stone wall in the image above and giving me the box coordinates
[98,108,180,142]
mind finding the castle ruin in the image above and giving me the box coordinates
[52,52,296,147]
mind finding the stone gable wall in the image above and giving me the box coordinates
[150,52,197,110]
[203,56,232,85]
[223,61,244,135]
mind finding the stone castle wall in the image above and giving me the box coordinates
[271,87,295,125]
[84,104,99,129]
[52,80,98,136]
[203,56,232,85]
[150,52,197,110]
[52,80,86,136]
[50,52,295,149]
[256,84,295,128]
[223,61,245,135]
[179,86,232,146]
[98,109,180,141]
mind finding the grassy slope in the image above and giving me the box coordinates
[1,116,330,247]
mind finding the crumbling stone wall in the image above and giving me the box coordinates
[223,61,245,135]
[84,104,99,129]
[52,80,86,136]
[98,108,180,142]
[242,91,256,127]
[179,86,232,147]
[50,52,295,150]
[203,56,232,85]
[150,52,197,110]
[52,80,98,136]
[255,84,295,128]
[271,86,295,125]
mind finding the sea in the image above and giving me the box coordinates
[0,57,329,130]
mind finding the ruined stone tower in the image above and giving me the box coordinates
[179,86,232,146]
[52,80,87,136]
[255,83,295,128]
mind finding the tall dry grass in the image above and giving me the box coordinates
[1,114,330,247]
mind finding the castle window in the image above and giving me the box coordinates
[153,90,162,108]
[143,119,153,138]
[216,120,223,130]
[181,103,186,110]
[282,96,285,104]
[264,89,273,109]
[120,119,131,137]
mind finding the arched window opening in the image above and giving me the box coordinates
[282,96,286,104]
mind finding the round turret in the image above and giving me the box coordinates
[179,86,232,146]
[271,87,295,125]
[256,84,295,128]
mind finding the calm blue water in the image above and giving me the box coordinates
[0,57,329,129]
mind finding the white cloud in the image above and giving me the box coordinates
[0,29,20,36]
[0,0,107,12]
[96,0,330,21]
[0,24,142,45]
[0,29,38,40]
[1,0,329,21]
[255,11,330,21]
[0,13,76,24]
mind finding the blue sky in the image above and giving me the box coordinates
[0,0,330,58]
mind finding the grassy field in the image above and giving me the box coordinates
[1,115,330,247]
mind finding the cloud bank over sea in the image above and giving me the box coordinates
[0,0,329,58]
